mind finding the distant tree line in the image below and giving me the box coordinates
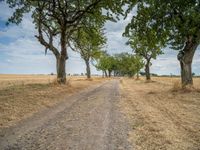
[95,52,144,78]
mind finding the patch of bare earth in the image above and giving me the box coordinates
[0,77,105,128]
[120,78,200,150]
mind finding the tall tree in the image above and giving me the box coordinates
[124,29,163,80]
[126,0,200,86]
[5,0,128,84]
[72,26,106,79]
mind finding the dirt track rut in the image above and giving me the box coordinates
[0,80,132,150]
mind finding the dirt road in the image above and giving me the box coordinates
[0,80,132,150]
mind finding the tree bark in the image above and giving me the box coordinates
[104,71,108,77]
[57,28,68,84]
[145,60,151,80]
[85,59,91,79]
[136,72,139,79]
[108,70,112,77]
[56,55,66,84]
[179,40,198,87]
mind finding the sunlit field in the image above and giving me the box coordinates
[120,77,200,149]
[0,74,104,89]
[150,76,200,88]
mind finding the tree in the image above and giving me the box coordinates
[5,0,129,84]
[115,53,143,77]
[126,0,200,86]
[114,53,134,77]
[95,52,143,77]
[70,14,106,79]
[124,29,163,80]
[106,56,116,77]
[72,26,106,79]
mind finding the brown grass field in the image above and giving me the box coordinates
[120,77,200,150]
[0,74,105,128]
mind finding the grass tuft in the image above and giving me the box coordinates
[171,81,199,93]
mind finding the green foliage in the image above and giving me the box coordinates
[126,34,163,61]
[134,55,145,74]
[95,52,144,77]
[125,0,200,50]
[125,0,200,83]
[95,52,112,72]
[124,20,162,79]
[71,18,106,62]
[124,2,164,63]
[114,53,144,77]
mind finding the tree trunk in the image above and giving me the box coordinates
[56,56,66,84]
[85,59,91,79]
[178,39,198,87]
[108,70,112,77]
[104,71,108,77]
[145,60,151,80]
[57,29,68,84]
[136,72,139,79]
[180,61,193,86]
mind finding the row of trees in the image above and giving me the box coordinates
[95,52,144,79]
[4,0,200,87]
[5,0,130,83]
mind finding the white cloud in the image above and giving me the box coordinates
[151,47,200,75]
[0,1,13,21]
[0,35,100,74]
[0,15,35,39]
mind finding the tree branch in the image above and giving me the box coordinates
[35,6,60,58]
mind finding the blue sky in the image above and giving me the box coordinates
[0,2,200,75]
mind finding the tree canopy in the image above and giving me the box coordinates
[95,52,144,77]
[125,0,200,85]
[71,19,106,78]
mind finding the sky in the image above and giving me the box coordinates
[0,2,200,75]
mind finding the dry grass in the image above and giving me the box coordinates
[0,74,104,89]
[151,76,200,88]
[172,80,182,92]
[120,77,200,150]
[0,74,56,90]
[0,74,105,128]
